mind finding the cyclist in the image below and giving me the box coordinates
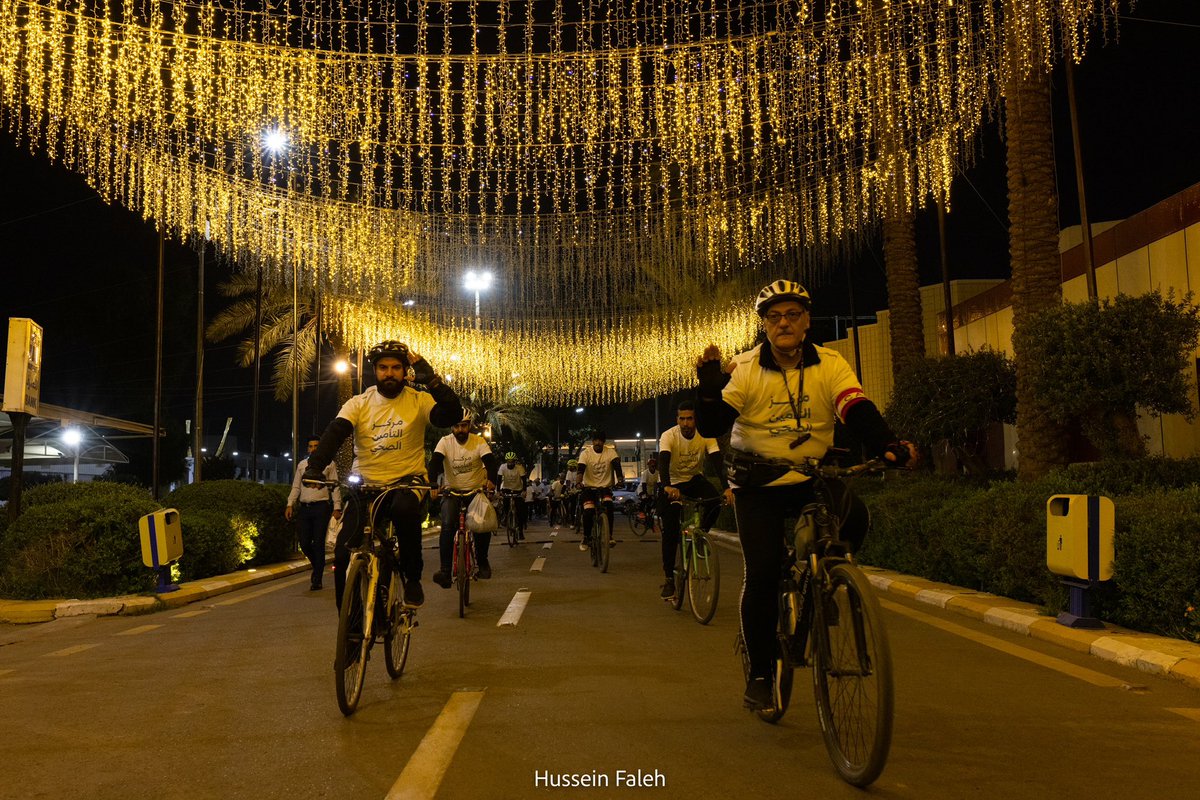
[638,456,660,511]
[694,280,915,711]
[575,430,624,552]
[303,340,462,610]
[563,459,581,523]
[657,401,727,599]
[497,452,527,539]
[429,411,499,585]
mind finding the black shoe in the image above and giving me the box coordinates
[478,564,492,579]
[660,579,675,599]
[432,571,452,589]
[403,581,425,607]
[310,582,322,591]
[743,677,774,711]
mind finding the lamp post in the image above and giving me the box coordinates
[463,270,494,330]
[62,427,82,484]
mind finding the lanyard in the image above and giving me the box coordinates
[779,359,809,449]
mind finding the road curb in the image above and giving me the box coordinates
[0,560,311,623]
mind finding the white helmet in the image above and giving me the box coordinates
[754,280,811,316]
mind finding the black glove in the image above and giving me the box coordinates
[301,467,326,486]
[696,358,729,397]
[411,357,436,385]
[883,441,911,467]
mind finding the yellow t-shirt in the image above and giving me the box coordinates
[335,386,436,483]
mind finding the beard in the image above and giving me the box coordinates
[377,377,403,398]
[453,432,469,444]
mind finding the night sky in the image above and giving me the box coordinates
[1,0,1198,466]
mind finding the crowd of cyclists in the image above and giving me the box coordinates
[302,279,915,712]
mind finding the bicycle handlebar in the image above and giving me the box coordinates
[787,457,889,479]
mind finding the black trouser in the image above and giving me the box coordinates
[658,475,722,579]
[334,485,428,610]
[580,487,614,540]
[296,501,331,586]
[500,491,526,533]
[733,479,870,679]
[439,492,491,572]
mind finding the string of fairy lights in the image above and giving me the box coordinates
[0,0,1125,403]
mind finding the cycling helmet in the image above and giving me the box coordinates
[504,451,517,460]
[454,409,472,425]
[567,459,578,468]
[590,429,607,442]
[367,340,409,366]
[754,280,811,316]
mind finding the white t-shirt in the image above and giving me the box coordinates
[550,479,564,499]
[578,443,620,488]
[434,433,491,491]
[498,462,526,491]
[722,342,866,487]
[335,386,436,483]
[658,425,721,485]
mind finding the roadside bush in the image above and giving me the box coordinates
[0,482,160,599]
[1049,457,1200,495]
[173,509,249,581]
[856,474,977,578]
[164,480,295,571]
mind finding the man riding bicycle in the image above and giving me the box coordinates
[429,411,499,585]
[304,340,462,610]
[694,280,915,711]
[497,452,527,540]
[656,401,727,600]
[575,430,624,552]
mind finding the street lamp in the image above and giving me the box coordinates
[62,427,82,484]
[463,270,494,330]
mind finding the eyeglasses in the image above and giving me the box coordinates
[764,309,808,324]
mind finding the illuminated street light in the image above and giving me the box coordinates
[334,359,350,375]
[463,270,494,330]
[262,127,288,154]
[575,407,585,414]
[61,427,83,484]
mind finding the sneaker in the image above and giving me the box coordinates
[477,564,492,580]
[609,538,617,548]
[743,677,774,711]
[310,582,322,591]
[579,541,589,551]
[660,579,675,599]
[403,580,425,607]
[432,571,452,589]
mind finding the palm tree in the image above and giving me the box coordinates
[462,390,551,453]
[883,205,925,377]
[1002,3,1071,481]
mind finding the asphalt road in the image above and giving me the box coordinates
[1,517,1198,800]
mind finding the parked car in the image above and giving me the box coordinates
[611,480,643,514]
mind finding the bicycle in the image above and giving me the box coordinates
[668,496,721,624]
[307,478,428,717]
[583,495,614,573]
[499,489,522,547]
[549,497,567,528]
[628,496,658,537]
[734,457,893,787]
[444,488,483,619]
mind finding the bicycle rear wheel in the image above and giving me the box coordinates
[456,532,470,618]
[811,562,894,787]
[688,532,720,625]
[506,503,519,547]
[598,512,612,573]
[384,574,412,679]
[671,537,686,611]
[334,556,371,716]
[628,508,643,536]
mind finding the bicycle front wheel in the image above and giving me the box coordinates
[384,574,412,679]
[811,562,894,787]
[688,532,720,624]
[456,533,470,618]
[334,556,371,716]
[598,512,612,573]
[670,537,686,611]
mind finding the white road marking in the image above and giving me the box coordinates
[541,542,552,550]
[43,644,100,657]
[881,599,1126,688]
[213,575,310,605]
[386,691,485,800]
[497,590,532,627]
[1166,708,1200,723]
[171,609,212,618]
[530,557,546,572]
[550,531,558,537]
[116,624,163,636]
[0,669,14,678]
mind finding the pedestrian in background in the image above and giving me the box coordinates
[286,436,342,590]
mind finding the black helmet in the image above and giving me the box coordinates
[590,429,607,442]
[754,280,811,316]
[367,340,409,366]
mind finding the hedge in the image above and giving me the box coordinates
[0,482,160,599]
[164,480,295,574]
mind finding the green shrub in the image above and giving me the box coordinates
[164,480,295,571]
[1048,457,1200,495]
[173,509,249,581]
[856,474,977,578]
[0,482,160,599]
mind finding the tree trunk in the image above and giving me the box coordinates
[1004,3,1071,481]
[883,208,925,382]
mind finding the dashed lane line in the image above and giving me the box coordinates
[0,669,13,678]
[385,690,485,800]
[530,557,546,572]
[541,542,552,550]
[497,590,532,627]
[212,575,310,606]
[1167,708,1200,723]
[171,609,212,619]
[116,624,163,636]
[880,598,1127,688]
[43,644,100,658]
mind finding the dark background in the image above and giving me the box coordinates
[1,1,1198,472]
